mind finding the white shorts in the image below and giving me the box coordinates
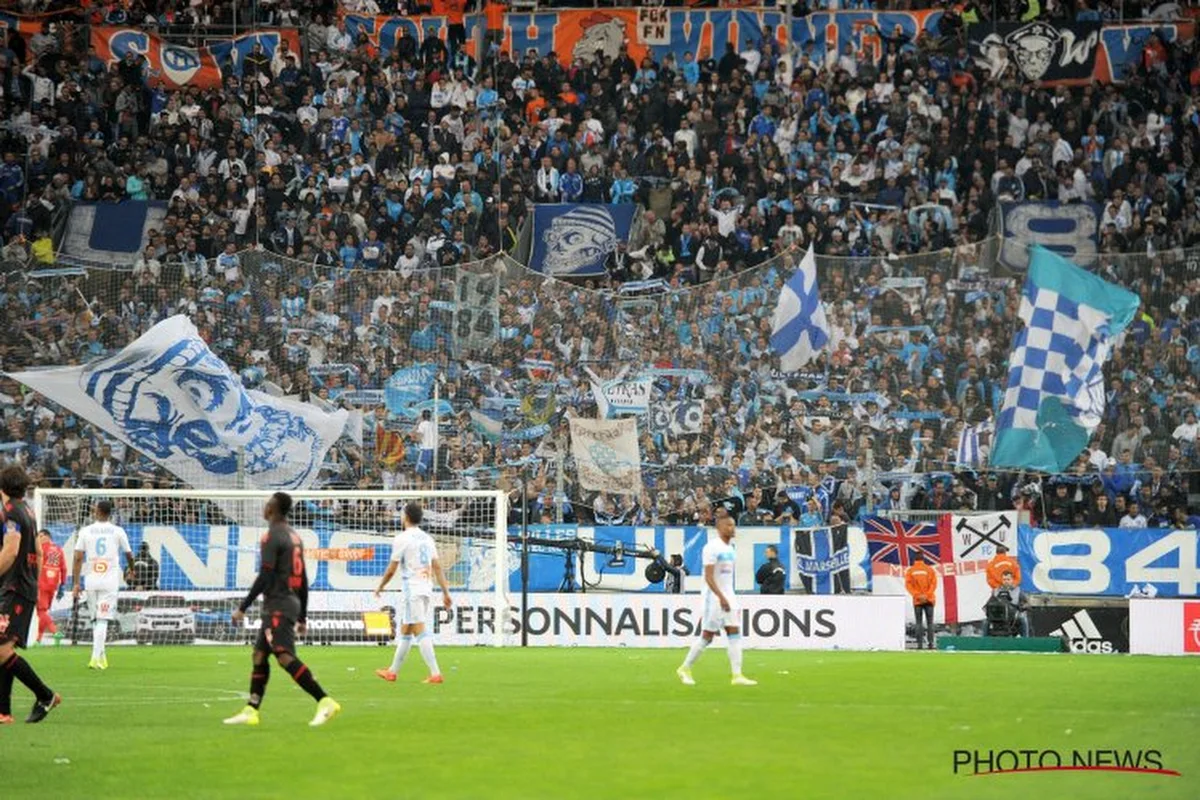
[701,594,739,633]
[88,590,119,622]
[400,594,432,626]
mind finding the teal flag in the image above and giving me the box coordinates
[991,247,1139,473]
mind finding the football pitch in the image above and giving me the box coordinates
[3,646,1196,799]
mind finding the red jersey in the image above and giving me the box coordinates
[39,540,66,592]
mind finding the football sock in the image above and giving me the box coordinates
[284,660,326,702]
[727,633,744,675]
[5,654,53,704]
[92,620,108,661]
[416,633,440,676]
[682,637,710,668]
[249,659,270,709]
[390,635,413,673]
[0,658,13,715]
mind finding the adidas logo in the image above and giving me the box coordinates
[1050,610,1115,654]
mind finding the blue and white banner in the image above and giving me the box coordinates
[530,204,637,276]
[991,247,1139,472]
[7,316,346,489]
[1018,525,1200,597]
[794,526,852,594]
[384,363,437,415]
[61,201,168,263]
[38,522,874,596]
[648,400,704,436]
[1000,201,1100,272]
[593,377,652,418]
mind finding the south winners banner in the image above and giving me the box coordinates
[530,204,637,276]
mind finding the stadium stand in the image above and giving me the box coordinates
[0,0,1196,530]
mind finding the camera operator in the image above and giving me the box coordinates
[755,546,785,595]
[987,571,1030,637]
[663,554,686,595]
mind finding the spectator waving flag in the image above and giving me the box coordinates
[991,247,1140,473]
[770,244,829,371]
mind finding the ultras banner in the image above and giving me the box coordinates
[91,27,302,88]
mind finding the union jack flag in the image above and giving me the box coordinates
[863,517,942,568]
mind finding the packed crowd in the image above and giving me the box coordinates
[0,1,1197,529]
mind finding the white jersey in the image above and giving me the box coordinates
[701,537,736,604]
[389,526,439,597]
[74,522,131,592]
[417,419,437,450]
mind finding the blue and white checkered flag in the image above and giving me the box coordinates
[991,247,1139,473]
[770,244,829,371]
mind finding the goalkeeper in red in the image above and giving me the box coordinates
[224,492,340,727]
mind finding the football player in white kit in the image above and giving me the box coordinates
[373,502,452,684]
[71,501,133,670]
[677,509,756,686]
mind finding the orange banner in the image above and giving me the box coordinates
[308,547,377,562]
[90,26,301,89]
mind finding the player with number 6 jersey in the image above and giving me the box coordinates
[224,492,340,728]
[72,501,133,670]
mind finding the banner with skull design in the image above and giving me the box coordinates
[6,315,349,490]
[530,204,638,277]
[970,21,1101,84]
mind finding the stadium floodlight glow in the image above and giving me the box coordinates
[30,488,511,646]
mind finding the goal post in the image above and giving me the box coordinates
[30,488,511,647]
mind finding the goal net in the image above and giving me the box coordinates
[31,488,511,647]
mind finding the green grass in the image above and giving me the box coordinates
[2,646,1197,799]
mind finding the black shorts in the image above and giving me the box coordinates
[0,591,34,648]
[254,610,296,655]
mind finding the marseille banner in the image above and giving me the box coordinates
[1018,526,1200,597]
[1000,201,1100,272]
[970,21,1101,84]
[794,526,851,595]
[530,204,637,277]
[91,27,302,88]
[6,316,347,490]
[569,417,642,494]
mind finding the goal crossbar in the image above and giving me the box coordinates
[31,487,511,647]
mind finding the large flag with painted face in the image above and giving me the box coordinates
[6,316,347,490]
